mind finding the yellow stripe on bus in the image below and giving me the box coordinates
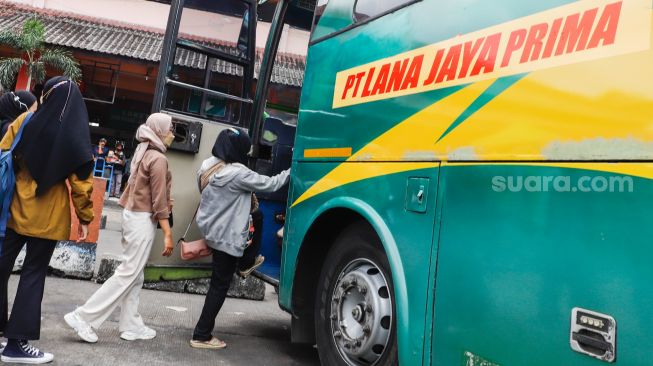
[292,162,439,207]
[292,80,495,206]
[304,147,353,158]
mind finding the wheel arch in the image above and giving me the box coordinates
[289,197,408,345]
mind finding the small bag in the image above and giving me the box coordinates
[177,205,211,260]
[179,237,211,260]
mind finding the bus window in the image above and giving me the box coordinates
[353,0,418,23]
[310,0,329,34]
[153,0,258,128]
[164,54,245,124]
[309,0,354,42]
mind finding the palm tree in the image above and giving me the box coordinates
[0,16,81,90]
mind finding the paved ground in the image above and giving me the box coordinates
[5,276,320,366]
[94,199,123,275]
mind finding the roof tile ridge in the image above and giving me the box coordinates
[0,1,306,61]
[4,1,166,35]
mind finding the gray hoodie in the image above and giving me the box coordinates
[196,157,290,257]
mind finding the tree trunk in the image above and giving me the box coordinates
[14,63,30,91]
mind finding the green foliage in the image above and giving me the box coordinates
[0,16,81,89]
[19,17,45,52]
[29,61,46,86]
[0,30,21,50]
[40,48,81,81]
[0,58,24,89]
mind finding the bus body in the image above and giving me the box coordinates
[280,0,653,365]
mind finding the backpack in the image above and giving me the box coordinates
[0,113,33,242]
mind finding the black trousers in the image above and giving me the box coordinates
[192,217,264,342]
[193,248,238,341]
[0,229,56,340]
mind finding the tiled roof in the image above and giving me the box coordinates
[0,3,305,87]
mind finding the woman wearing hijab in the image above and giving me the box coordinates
[0,91,37,139]
[0,77,94,364]
[64,113,175,344]
[190,127,289,349]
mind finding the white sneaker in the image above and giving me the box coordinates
[120,326,156,341]
[64,311,98,343]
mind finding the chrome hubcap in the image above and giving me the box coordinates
[330,259,392,366]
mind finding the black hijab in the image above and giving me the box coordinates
[212,127,251,165]
[0,91,36,138]
[17,76,94,196]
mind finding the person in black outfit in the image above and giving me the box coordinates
[0,91,37,139]
[0,76,95,364]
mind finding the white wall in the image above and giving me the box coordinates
[7,0,310,56]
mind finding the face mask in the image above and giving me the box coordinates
[163,133,175,147]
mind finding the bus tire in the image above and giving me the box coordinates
[314,223,398,366]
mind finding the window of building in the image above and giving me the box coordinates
[80,61,120,103]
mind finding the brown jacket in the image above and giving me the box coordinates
[0,113,94,241]
[119,148,171,221]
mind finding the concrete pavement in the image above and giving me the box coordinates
[4,275,320,366]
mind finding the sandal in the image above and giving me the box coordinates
[238,255,265,278]
[190,337,227,349]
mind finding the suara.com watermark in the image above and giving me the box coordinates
[492,175,634,193]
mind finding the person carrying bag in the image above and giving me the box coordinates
[190,127,289,350]
[178,158,260,261]
[0,77,95,364]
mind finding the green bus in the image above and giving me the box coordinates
[155,0,653,365]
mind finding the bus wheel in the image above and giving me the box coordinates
[315,223,397,366]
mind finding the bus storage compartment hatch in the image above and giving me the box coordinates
[570,307,616,363]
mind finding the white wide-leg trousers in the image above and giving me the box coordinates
[77,210,155,332]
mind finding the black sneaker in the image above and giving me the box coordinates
[1,340,53,364]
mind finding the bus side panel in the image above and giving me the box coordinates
[432,163,653,365]
[281,162,439,365]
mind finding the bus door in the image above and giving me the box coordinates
[241,0,315,284]
[254,116,296,281]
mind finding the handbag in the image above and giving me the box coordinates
[177,205,211,260]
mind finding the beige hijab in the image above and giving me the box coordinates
[128,113,172,184]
